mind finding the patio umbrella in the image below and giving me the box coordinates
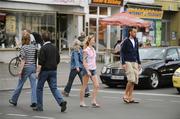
[100,12,150,27]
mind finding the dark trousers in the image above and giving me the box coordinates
[64,68,90,94]
[36,70,64,109]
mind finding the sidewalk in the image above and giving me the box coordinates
[0,52,104,90]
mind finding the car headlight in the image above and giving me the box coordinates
[173,71,180,77]
[106,69,111,74]
[101,67,107,74]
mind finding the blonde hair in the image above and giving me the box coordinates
[83,34,95,49]
[72,39,81,51]
[21,34,30,45]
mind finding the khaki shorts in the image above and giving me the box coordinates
[125,62,139,84]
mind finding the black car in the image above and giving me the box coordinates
[100,46,180,89]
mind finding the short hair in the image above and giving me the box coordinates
[128,27,137,37]
[41,31,51,42]
[128,27,136,34]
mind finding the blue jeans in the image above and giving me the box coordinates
[11,64,37,104]
[64,68,90,94]
[36,70,64,109]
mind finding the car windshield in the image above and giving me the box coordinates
[139,48,165,60]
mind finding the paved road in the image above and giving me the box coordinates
[0,62,104,90]
[0,85,180,119]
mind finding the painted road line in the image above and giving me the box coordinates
[33,116,55,119]
[26,88,180,98]
[146,99,164,102]
[0,113,3,115]
[6,113,28,117]
[171,100,180,103]
[72,89,180,98]
[102,96,120,99]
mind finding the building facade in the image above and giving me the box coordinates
[0,0,86,63]
[87,0,123,52]
[155,0,180,46]
[125,2,163,46]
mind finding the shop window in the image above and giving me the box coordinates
[89,18,96,34]
[100,7,107,15]
[0,13,7,48]
[0,11,55,48]
[89,6,97,14]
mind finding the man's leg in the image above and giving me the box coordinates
[123,82,131,101]
[128,82,134,101]
[123,62,134,102]
[128,63,139,102]
[35,71,47,111]
[48,71,67,112]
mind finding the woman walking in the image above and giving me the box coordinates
[80,35,100,108]
[63,39,90,97]
[9,33,37,108]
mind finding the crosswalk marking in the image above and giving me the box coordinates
[6,113,28,117]
[33,116,55,119]
[25,88,180,98]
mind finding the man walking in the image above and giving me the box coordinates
[34,31,67,112]
[121,27,141,103]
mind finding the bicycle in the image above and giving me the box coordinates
[8,47,21,76]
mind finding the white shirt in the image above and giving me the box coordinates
[130,38,135,48]
[30,34,35,43]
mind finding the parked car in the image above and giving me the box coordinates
[100,46,180,89]
[172,68,180,93]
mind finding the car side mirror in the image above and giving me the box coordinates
[165,57,174,63]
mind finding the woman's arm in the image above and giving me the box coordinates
[83,50,91,76]
[18,59,25,78]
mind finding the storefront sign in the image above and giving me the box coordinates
[127,8,163,19]
[8,0,85,6]
[6,16,16,33]
[126,0,154,4]
[91,0,123,5]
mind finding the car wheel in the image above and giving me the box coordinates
[177,88,180,94]
[148,71,159,89]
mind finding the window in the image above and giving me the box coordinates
[89,18,96,34]
[0,11,55,48]
[100,7,107,15]
[89,6,97,14]
[166,48,179,61]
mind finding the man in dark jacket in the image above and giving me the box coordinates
[121,27,141,103]
[34,31,67,112]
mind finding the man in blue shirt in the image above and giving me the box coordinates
[121,27,141,103]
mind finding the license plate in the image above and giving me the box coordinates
[111,75,124,80]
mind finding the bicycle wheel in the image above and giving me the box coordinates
[8,57,21,76]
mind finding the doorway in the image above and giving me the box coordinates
[161,20,170,46]
[57,14,67,52]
